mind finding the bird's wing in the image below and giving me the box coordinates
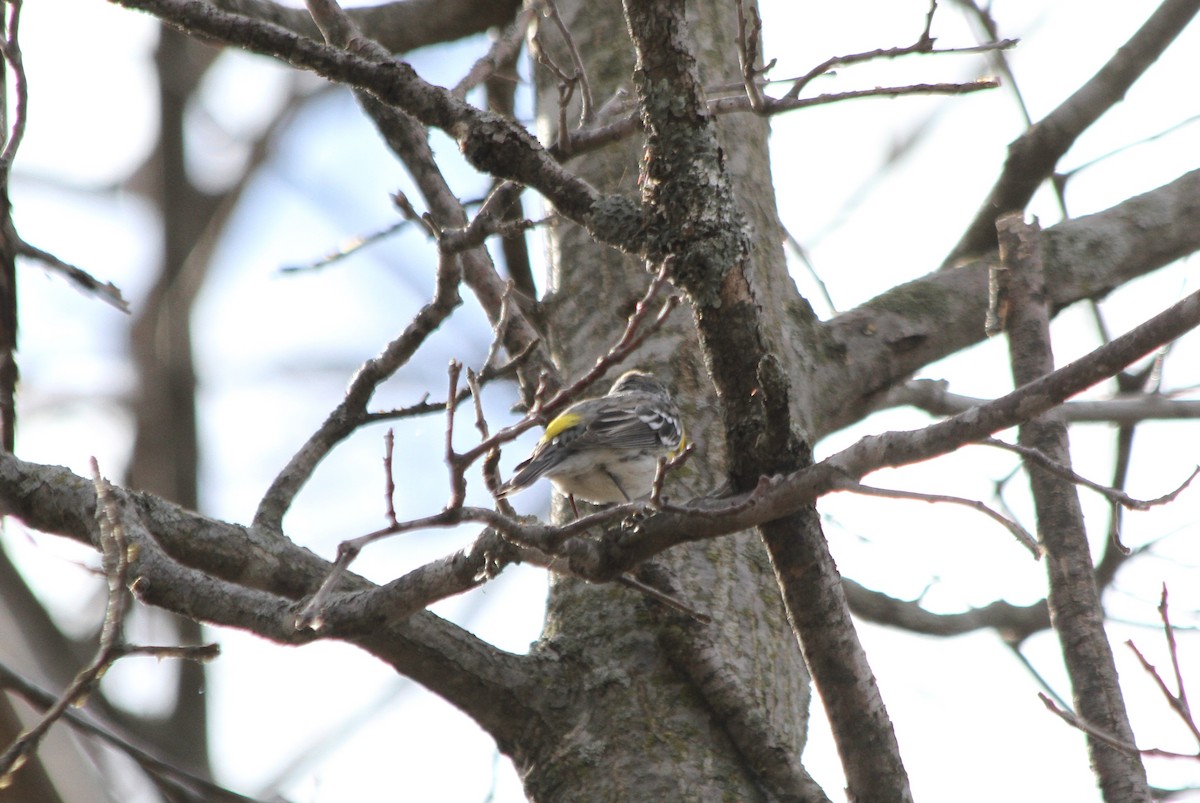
[578,403,679,450]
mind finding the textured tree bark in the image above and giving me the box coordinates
[618,0,910,799]
[524,1,818,800]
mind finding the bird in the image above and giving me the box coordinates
[497,370,687,505]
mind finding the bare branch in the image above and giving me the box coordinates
[983,438,1199,512]
[779,0,1008,101]
[452,5,536,99]
[1038,694,1142,757]
[945,0,1200,264]
[649,443,694,507]
[444,359,467,508]
[0,0,28,173]
[999,212,1150,796]
[0,661,257,802]
[884,378,1200,424]
[734,0,771,113]
[16,239,129,313]
[279,219,409,273]
[782,225,838,315]
[837,478,1040,557]
[1126,585,1200,747]
[253,243,463,532]
[383,429,399,527]
[0,461,217,786]
[563,79,1000,159]
[541,0,593,124]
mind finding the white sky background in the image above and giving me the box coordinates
[5,0,1200,801]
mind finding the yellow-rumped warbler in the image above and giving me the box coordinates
[498,370,687,504]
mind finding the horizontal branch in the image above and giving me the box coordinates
[0,458,547,747]
[886,378,1200,423]
[843,579,1049,641]
[560,79,998,159]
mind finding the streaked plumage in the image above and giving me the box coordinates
[498,371,686,504]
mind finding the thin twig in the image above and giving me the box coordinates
[0,661,255,802]
[782,226,837,316]
[279,219,408,273]
[649,443,694,507]
[444,359,466,508]
[0,461,218,784]
[781,0,1008,101]
[617,574,711,624]
[836,477,1041,557]
[0,462,130,779]
[956,0,1033,127]
[1126,585,1200,745]
[723,79,999,113]
[735,0,771,113]
[452,5,537,99]
[983,438,1199,511]
[0,0,28,172]
[542,0,593,124]
[1158,586,1197,741]
[467,367,491,440]
[1040,691,1199,761]
[563,78,1000,159]
[384,428,399,527]
[16,240,129,312]
[1038,694,1141,757]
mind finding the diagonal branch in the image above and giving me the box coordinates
[209,0,521,55]
[983,437,1199,511]
[944,0,1200,264]
[549,280,1200,579]
[0,661,257,802]
[301,0,558,403]
[838,478,1039,556]
[253,245,462,532]
[115,0,641,248]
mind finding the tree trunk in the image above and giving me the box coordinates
[520,1,818,799]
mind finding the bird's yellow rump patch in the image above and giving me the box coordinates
[541,412,582,442]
